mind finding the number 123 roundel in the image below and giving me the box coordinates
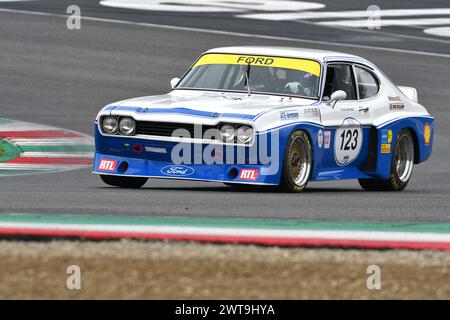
[93,46,433,192]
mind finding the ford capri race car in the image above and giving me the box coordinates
[94,46,433,192]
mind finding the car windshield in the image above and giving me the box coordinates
[176,53,321,99]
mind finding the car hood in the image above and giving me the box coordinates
[108,90,318,120]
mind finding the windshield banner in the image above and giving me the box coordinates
[192,53,321,77]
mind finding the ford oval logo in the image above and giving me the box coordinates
[161,165,194,177]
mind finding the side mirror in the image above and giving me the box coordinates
[170,77,180,89]
[327,90,347,108]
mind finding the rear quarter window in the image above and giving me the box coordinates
[355,66,379,99]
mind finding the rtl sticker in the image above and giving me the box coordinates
[239,169,259,181]
[98,159,118,171]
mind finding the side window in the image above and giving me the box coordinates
[323,64,357,100]
[355,66,379,99]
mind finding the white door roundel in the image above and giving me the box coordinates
[334,118,363,166]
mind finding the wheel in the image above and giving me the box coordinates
[100,174,148,188]
[359,128,414,191]
[280,130,312,192]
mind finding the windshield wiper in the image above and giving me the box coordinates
[244,63,252,96]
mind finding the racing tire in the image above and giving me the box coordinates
[100,174,148,188]
[280,130,312,193]
[358,128,414,191]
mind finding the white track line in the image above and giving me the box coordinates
[319,18,450,28]
[0,8,449,59]
[290,18,450,46]
[238,8,450,21]
[9,138,94,145]
[0,163,87,169]
[99,0,325,13]
[0,125,54,131]
[424,26,450,37]
[21,152,93,158]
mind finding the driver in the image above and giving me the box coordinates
[284,71,315,96]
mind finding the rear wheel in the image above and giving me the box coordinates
[280,130,312,193]
[100,175,148,188]
[359,128,414,191]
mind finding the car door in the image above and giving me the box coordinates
[319,62,375,171]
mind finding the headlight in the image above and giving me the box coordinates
[119,117,135,135]
[102,116,118,134]
[219,124,235,142]
[236,125,254,144]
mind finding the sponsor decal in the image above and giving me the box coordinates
[388,96,402,102]
[318,130,323,148]
[280,110,299,120]
[380,129,392,153]
[237,56,274,65]
[98,159,118,172]
[390,103,405,111]
[239,168,259,181]
[145,146,167,154]
[303,107,319,117]
[381,144,391,154]
[161,165,194,176]
[381,129,393,144]
[387,130,393,143]
[424,123,431,145]
[381,129,388,144]
[324,131,331,149]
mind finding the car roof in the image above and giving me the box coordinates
[205,46,371,64]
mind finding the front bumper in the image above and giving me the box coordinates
[94,123,281,185]
[93,153,279,185]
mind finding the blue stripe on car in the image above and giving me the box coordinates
[107,106,257,120]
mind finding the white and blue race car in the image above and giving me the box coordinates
[93,46,433,192]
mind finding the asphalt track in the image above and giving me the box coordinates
[0,1,449,223]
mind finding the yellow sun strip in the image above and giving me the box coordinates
[192,53,321,77]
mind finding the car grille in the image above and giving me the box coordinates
[135,121,218,139]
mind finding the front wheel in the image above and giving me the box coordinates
[359,128,414,191]
[100,175,148,188]
[280,130,312,193]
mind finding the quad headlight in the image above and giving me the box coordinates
[101,116,135,135]
[119,117,136,135]
[219,124,236,142]
[218,124,253,144]
[236,125,253,144]
[102,116,118,134]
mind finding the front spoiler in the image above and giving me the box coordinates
[93,153,280,185]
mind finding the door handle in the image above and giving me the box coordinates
[358,107,369,113]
